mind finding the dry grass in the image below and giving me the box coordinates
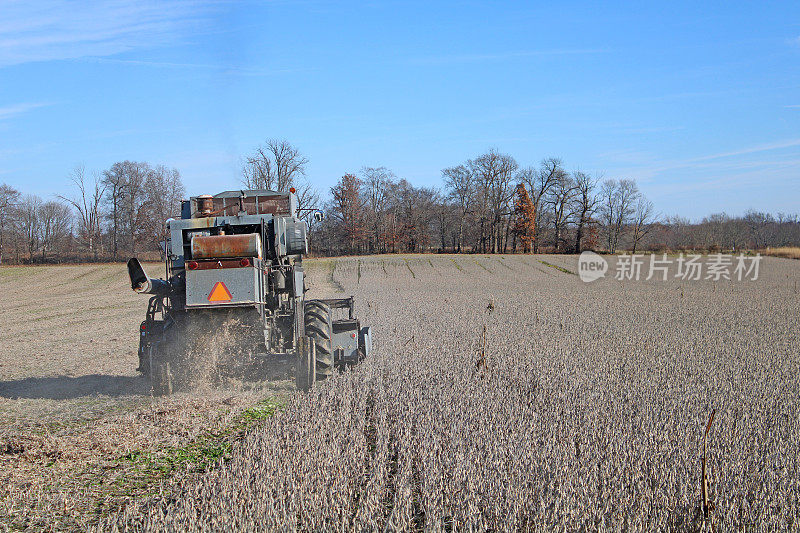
[761,246,800,259]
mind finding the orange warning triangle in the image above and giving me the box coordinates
[207,281,232,302]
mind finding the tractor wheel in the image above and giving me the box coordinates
[151,357,174,396]
[149,318,182,396]
[295,337,316,392]
[304,301,333,381]
[137,323,150,375]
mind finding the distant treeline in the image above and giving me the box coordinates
[313,149,800,256]
[0,162,184,264]
[1,139,798,264]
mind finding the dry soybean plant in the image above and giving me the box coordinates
[105,255,800,531]
[700,409,716,530]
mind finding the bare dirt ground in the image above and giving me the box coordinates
[0,261,338,531]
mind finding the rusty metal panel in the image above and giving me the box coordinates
[191,259,251,270]
[206,195,289,216]
[257,195,290,215]
[191,233,262,259]
[212,197,226,213]
[168,217,217,259]
[242,196,257,214]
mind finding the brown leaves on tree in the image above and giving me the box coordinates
[513,183,536,253]
[331,173,366,253]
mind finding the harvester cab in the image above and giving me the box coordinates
[128,189,371,395]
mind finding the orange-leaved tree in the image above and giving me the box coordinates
[582,216,600,251]
[513,183,536,253]
[330,173,366,253]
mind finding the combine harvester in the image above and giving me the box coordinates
[127,189,371,394]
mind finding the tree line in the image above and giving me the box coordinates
[0,140,798,264]
[314,151,648,255]
[0,162,184,264]
[316,148,800,256]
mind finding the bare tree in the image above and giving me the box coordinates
[546,172,577,251]
[630,197,657,252]
[571,171,599,252]
[143,165,185,249]
[404,183,439,253]
[102,161,130,259]
[361,167,394,252]
[662,214,691,250]
[393,180,421,252]
[614,179,640,251]
[442,165,474,252]
[599,179,640,252]
[774,212,796,247]
[468,149,518,253]
[38,201,72,261]
[294,178,321,232]
[58,165,106,259]
[433,192,455,252]
[0,183,20,264]
[122,163,149,255]
[599,180,618,252]
[242,139,308,191]
[17,194,42,259]
[743,210,770,249]
[103,160,172,258]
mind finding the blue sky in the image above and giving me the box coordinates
[1,0,798,220]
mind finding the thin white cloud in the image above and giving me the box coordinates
[686,138,800,163]
[645,160,800,198]
[600,139,800,185]
[0,0,214,67]
[0,102,50,120]
[85,57,249,70]
[785,104,800,108]
[789,36,800,47]
[410,48,608,65]
[78,57,308,77]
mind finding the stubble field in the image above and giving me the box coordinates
[2,255,799,531]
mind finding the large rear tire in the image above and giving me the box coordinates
[295,337,316,392]
[137,322,150,375]
[304,301,333,381]
[150,320,180,396]
[151,356,174,396]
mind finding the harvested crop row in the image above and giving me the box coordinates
[107,255,800,530]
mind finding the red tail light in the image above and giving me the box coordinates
[187,261,199,270]
[240,258,251,267]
